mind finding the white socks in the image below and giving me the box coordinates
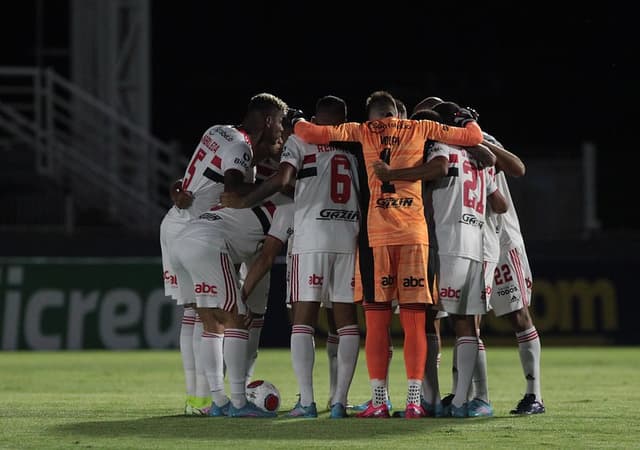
[246,316,264,384]
[452,337,478,408]
[224,328,249,408]
[517,326,542,401]
[193,314,210,399]
[333,325,359,406]
[179,309,196,397]
[291,325,316,407]
[326,333,339,403]
[200,331,226,407]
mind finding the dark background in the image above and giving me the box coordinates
[1,2,635,232]
[1,2,638,347]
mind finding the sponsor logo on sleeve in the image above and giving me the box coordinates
[233,157,250,169]
[213,127,234,142]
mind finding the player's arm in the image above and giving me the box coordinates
[482,139,526,177]
[420,116,484,147]
[221,163,297,208]
[241,236,285,302]
[488,189,508,214]
[373,156,448,182]
[465,143,497,168]
[294,120,361,144]
[485,167,508,213]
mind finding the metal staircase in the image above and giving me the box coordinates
[0,66,185,232]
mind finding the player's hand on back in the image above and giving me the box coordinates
[453,107,479,127]
[285,108,306,128]
[170,179,194,209]
[462,106,480,122]
[372,160,392,182]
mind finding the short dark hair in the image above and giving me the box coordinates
[433,101,461,126]
[395,99,407,118]
[365,90,397,117]
[248,93,288,115]
[410,109,442,122]
[316,95,347,121]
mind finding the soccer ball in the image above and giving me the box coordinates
[246,380,281,412]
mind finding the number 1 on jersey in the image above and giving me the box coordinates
[379,148,396,193]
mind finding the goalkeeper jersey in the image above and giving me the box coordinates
[294,117,483,247]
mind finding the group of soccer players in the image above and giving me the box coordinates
[159,90,545,419]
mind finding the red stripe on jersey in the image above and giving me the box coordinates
[449,153,459,163]
[235,126,252,145]
[257,165,276,177]
[211,155,222,169]
[263,201,276,217]
[303,154,316,164]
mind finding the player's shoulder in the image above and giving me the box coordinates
[430,141,457,153]
[205,125,250,147]
[282,134,307,154]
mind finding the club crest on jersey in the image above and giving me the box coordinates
[317,209,359,222]
[375,197,413,208]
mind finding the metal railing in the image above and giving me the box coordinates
[0,66,185,231]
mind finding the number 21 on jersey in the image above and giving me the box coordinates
[462,160,485,214]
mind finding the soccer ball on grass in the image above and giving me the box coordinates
[246,380,281,412]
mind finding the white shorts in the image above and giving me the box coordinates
[239,260,271,315]
[437,255,489,315]
[485,245,532,317]
[289,252,355,307]
[172,236,246,314]
[160,214,187,303]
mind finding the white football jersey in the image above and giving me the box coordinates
[255,156,294,206]
[481,132,525,251]
[179,202,294,265]
[426,142,497,261]
[482,166,501,263]
[280,135,360,254]
[167,125,255,222]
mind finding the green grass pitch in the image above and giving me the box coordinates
[1,346,639,449]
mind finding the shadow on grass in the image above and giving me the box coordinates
[53,413,510,442]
